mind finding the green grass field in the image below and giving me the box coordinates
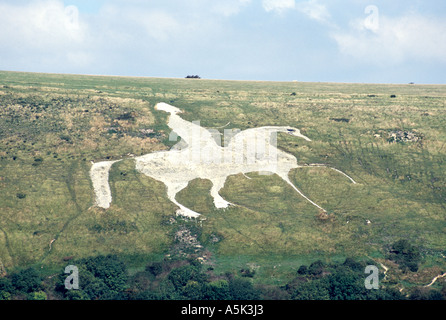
[0,70,445,291]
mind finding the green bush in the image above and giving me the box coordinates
[289,258,406,300]
[291,279,330,300]
[202,280,230,300]
[388,239,422,272]
[146,262,164,277]
[0,277,13,300]
[297,265,308,275]
[308,260,325,276]
[11,268,42,294]
[228,278,259,300]
[409,287,445,300]
[327,270,365,300]
[59,255,128,300]
[30,291,47,300]
[168,264,204,289]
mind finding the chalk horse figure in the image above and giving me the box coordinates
[90,103,357,218]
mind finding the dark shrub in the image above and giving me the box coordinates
[146,262,163,277]
[308,260,325,276]
[11,268,42,293]
[228,278,259,300]
[297,265,308,275]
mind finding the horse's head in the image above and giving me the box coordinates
[155,102,183,115]
[286,127,311,141]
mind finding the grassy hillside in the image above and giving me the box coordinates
[0,71,445,293]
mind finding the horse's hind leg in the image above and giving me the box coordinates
[210,177,232,209]
[165,181,201,218]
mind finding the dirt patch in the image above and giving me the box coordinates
[387,130,423,143]
[166,224,213,264]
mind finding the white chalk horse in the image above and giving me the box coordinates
[90,103,356,217]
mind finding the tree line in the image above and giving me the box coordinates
[0,240,444,300]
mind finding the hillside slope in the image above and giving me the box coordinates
[0,71,445,292]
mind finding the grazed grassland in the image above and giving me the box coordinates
[0,71,445,288]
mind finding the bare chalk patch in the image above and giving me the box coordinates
[90,160,121,209]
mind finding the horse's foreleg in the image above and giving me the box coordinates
[210,177,233,209]
[166,182,201,218]
[279,173,327,212]
[299,164,357,184]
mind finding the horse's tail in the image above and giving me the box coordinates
[90,159,121,209]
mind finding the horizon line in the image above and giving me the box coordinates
[1,69,445,86]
